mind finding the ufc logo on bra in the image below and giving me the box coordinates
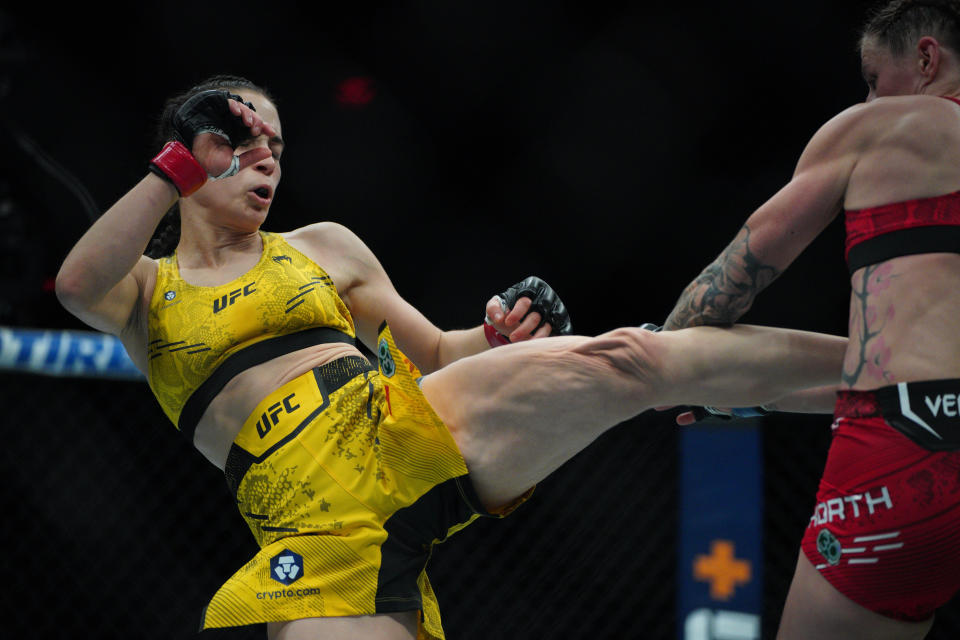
[214,281,257,313]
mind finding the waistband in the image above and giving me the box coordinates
[178,327,357,440]
[836,380,960,451]
[223,355,375,496]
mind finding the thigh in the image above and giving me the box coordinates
[777,553,933,640]
[801,415,960,621]
[267,612,419,640]
[419,324,845,510]
[419,331,655,510]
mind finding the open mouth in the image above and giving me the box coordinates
[253,187,270,199]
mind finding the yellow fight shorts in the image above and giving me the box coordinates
[200,323,529,639]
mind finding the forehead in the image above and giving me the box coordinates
[234,90,282,134]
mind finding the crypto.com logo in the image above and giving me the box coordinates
[270,550,304,586]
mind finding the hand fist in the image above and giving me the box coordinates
[484,276,572,344]
[188,95,277,178]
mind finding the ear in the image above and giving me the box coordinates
[916,36,942,83]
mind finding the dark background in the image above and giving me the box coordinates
[1,2,956,638]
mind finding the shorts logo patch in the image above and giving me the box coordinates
[270,549,304,585]
[816,528,842,566]
[378,338,396,378]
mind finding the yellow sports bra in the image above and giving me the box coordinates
[147,231,356,437]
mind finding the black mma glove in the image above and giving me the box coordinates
[170,90,256,150]
[149,90,256,196]
[688,405,772,422]
[484,276,572,347]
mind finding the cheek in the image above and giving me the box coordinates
[877,68,916,97]
[192,178,235,205]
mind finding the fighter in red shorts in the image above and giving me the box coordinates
[660,1,960,638]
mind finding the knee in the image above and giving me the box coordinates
[569,327,664,388]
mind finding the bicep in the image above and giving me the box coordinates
[740,159,847,272]
[665,127,853,329]
[347,272,444,371]
[318,225,444,369]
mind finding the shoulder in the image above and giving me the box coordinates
[280,223,385,293]
[797,97,950,167]
[828,96,957,143]
[281,222,369,255]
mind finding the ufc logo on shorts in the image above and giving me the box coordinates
[256,393,301,438]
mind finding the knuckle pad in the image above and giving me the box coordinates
[172,90,253,149]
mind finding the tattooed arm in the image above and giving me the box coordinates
[663,104,871,331]
[664,224,780,329]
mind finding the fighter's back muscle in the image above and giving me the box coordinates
[845,95,960,210]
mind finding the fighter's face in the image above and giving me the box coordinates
[860,37,923,102]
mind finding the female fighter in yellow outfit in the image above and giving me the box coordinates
[56,75,848,640]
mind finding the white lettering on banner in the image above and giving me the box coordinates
[0,327,141,379]
[925,394,960,417]
[685,609,760,640]
[810,487,893,527]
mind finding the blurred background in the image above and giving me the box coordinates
[1,1,956,638]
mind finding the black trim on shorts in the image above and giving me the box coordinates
[847,226,960,274]
[178,327,357,440]
[223,355,374,497]
[375,475,498,613]
[872,380,960,451]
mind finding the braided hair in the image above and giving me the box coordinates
[146,75,276,258]
[861,0,960,55]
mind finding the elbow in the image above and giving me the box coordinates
[54,265,92,313]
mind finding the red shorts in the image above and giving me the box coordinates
[800,388,960,621]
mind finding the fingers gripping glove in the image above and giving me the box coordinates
[148,90,256,197]
[484,276,573,347]
[636,323,770,422]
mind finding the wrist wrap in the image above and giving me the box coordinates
[149,141,208,197]
[484,320,511,348]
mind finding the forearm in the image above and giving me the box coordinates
[436,326,490,369]
[57,173,176,307]
[663,224,781,330]
[765,384,840,414]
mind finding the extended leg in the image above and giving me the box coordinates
[267,612,419,640]
[420,324,846,509]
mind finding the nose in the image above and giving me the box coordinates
[255,150,277,175]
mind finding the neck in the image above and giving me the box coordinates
[176,219,263,270]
